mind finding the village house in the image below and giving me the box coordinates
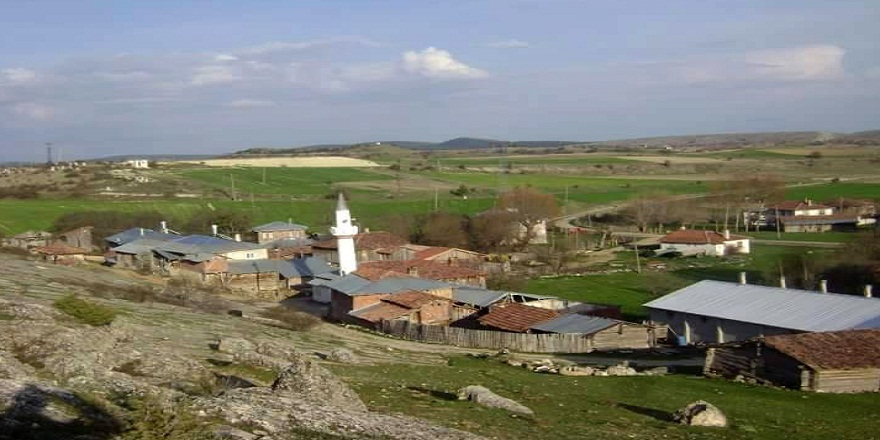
[53,226,94,251]
[30,244,88,265]
[105,227,178,249]
[704,329,880,393]
[348,290,453,328]
[315,274,453,321]
[251,221,308,244]
[658,229,750,257]
[477,302,560,333]
[3,231,53,250]
[357,259,487,288]
[645,278,880,345]
[310,231,409,265]
[751,199,876,232]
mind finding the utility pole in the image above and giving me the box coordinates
[564,186,569,215]
[775,207,781,239]
[230,174,236,201]
[433,187,439,211]
[634,241,642,274]
[46,143,53,165]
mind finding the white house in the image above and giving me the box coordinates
[658,229,750,257]
[125,159,150,169]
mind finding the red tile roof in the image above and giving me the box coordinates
[478,302,559,333]
[764,329,880,370]
[768,200,832,211]
[351,302,411,323]
[660,229,748,245]
[359,260,484,281]
[383,290,449,309]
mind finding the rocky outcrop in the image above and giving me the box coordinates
[457,385,534,416]
[270,353,367,412]
[672,400,728,427]
[326,348,358,364]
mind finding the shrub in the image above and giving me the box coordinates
[260,306,321,331]
[53,294,118,326]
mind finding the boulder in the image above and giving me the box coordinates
[643,366,669,376]
[457,385,534,416]
[326,348,357,364]
[672,400,728,427]
[606,362,638,376]
[271,352,367,412]
[559,366,595,377]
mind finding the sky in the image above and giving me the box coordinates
[1,0,879,161]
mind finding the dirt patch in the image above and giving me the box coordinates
[174,157,381,168]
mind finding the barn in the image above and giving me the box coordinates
[704,329,880,393]
[645,279,880,344]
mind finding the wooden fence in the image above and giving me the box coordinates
[379,320,653,353]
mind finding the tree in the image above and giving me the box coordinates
[467,209,518,252]
[51,210,166,247]
[413,212,470,248]
[182,209,252,236]
[496,187,560,248]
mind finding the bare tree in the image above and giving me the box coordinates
[413,212,470,248]
[497,187,561,248]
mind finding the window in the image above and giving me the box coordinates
[246,253,254,259]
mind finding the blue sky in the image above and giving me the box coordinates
[1,0,878,161]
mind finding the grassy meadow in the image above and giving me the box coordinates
[332,355,879,440]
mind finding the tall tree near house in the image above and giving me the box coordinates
[468,209,518,252]
[496,187,561,248]
[413,212,470,248]
[623,192,677,233]
[709,174,784,231]
[182,209,252,236]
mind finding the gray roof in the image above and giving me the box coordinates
[314,273,450,296]
[252,221,308,232]
[111,238,172,255]
[155,235,263,255]
[225,258,333,279]
[451,287,556,308]
[530,314,618,334]
[105,228,178,246]
[288,257,335,278]
[644,280,880,332]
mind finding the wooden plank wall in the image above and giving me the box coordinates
[379,320,651,353]
[815,369,880,393]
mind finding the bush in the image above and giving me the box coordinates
[53,294,118,326]
[260,306,321,331]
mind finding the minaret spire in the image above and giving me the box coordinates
[330,193,358,275]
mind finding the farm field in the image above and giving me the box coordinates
[175,156,380,167]
[333,354,879,440]
[173,166,394,196]
[436,154,639,166]
[785,182,880,201]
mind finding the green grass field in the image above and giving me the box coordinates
[695,150,802,160]
[437,155,638,166]
[746,231,858,242]
[173,167,393,196]
[786,183,880,201]
[332,355,878,440]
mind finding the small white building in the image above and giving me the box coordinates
[125,159,150,169]
[659,229,750,257]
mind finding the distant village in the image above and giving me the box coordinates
[3,192,879,394]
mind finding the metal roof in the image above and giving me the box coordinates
[155,234,263,255]
[644,280,880,332]
[315,273,450,296]
[288,257,335,278]
[105,228,178,246]
[110,238,172,255]
[452,287,509,308]
[530,314,618,334]
[251,221,308,232]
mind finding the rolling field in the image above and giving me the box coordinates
[176,156,380,167]
[436,154,638,166]
[173,167,394,196]
[785,182,880,201]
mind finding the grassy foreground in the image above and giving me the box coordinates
[333,355,878,440]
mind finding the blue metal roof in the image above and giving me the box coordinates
[111,238,172,255]
[644,280,880,332]
[452,287,508,308]
[155,235,263,255]
[105,228,177,246]
[252,221,309,232]
[530,314,618,334]
[288,257,335,277]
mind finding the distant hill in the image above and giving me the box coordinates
[230,130,880,155]
[95,154,220,162]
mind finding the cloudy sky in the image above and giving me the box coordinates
[1,0,879,161]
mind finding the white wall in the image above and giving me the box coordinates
[222,248,269,260]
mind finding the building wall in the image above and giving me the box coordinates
[256,229,306,244]
[813,368,880,393]
[782,223,834,233]
[415,300,452,325]
[312,285,332,303]
[649,309,798,344]
[222,248,269,260]
[329,291,388,321]
[661,243,723,256]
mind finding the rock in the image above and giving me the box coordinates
[457,385,534,416]
[271,352,367,412]
[326,348,357,364]
[672,400,728,427]
[533,365,553,373]
[643,366,669,376]
[559,366,594,376]
[497,348,510,356]
[214,424,259,440]
[217,338,256,355]
[505,359,523,368]
[606,362,638,376]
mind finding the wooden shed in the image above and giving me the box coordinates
[705,329,880,393]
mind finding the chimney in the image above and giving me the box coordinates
[738,272,747,285]
[211,224,218,236]
[806,198,813,206]
[234,233,241,242]
[139,228,144,236]
[723,229,730,240]
[363,227,370,233]
[160,221,168,234]
[779,276,787,289]
[819,279,827,293]
[866,285,874,298]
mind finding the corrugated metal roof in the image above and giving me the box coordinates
[111,238,171,255]
[644,280,880,332]
[227,259,282,275]
[156,234,263,255]
[252,221,308,232]
[530,314,618,334]
[315,273,450,296]
[452,287,508,308]
[288,257,335,278]
[105,228,178,246]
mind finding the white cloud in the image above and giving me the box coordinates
[238,37,380,55]
[94,71,152,81]
[744,45,845,81]
[2,67,38,83]
[13,102,54,120]
[214,54,239,62]
[402,47,488,79]
[225,99,277,108]
[486,39,530,49]
[191,65,240,86]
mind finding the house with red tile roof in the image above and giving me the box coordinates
[477,302,560,333]
[311,231,409,265]
[358,259,486,288]
[659,229,750,256]
[348,290,452,327]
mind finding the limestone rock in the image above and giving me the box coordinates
[271,352,367,412]
[672,400,728,427]
[606,362,638,376]
[643,366,669,376]
[559,366,595,376]
[457,385,534,416]
[326,348,357,364]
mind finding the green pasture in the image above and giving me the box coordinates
[694,149,801,160]
[785,182,880,201]
[746,231,858,243]
[333,355,879,440]
[173,167,393,196]
[436,155,638,166]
